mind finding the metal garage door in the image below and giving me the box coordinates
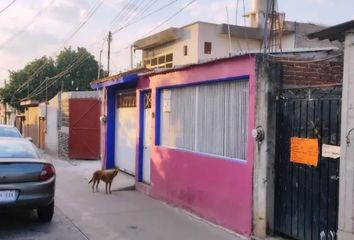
[115,92,137,175]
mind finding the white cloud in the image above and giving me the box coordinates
[79,8,88,22]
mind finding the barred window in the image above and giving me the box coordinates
[144,91,152,109]
[160,80,249,160]
[117,93,136,108]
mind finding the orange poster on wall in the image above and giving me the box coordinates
[290,137,319,167]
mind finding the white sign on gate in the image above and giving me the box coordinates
[322,144,341,159]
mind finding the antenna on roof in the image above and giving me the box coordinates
[226,7,233,56]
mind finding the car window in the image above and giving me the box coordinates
[0,127,22,138]
[0,141,39,158]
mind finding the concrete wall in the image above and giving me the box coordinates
[135,56,257,236]
[252,58,281,238]
[197,22,260,59]
[140,22,340,70]
[39,95,59,156]
[338,30,354,240]
[142,23,199,67]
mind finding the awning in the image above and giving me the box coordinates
[307,20,354,42]
[90,73,139,89]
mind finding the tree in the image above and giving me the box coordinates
[55,47,99,92]
[0,56,56,109]
[0,47,100,109]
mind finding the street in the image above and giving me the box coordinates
[0,156,240,240]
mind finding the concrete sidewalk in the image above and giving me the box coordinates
[51,157,243,240]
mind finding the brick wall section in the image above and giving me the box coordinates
[61,99,69,127]
[280,56,343,87]
[58,130,69,159]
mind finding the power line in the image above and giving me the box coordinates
[10,0,183,102]
[20,52,90,101]
[143,0,196,36]
[64,0,104,43]
[112,0,146,30]
[121,0,158,27]
[0,0,55,50]
[0,0,16,15]
[112,0,180,35]
[10,0,104,99]
[113,0,195,55]
[109,0,140,27]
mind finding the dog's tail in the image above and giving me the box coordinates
[88,178,93,184]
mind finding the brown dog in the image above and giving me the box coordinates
[88,169,119,194]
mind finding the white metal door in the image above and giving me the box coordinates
[115,106,137,175]
[142,107,151,183]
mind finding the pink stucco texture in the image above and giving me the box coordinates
[136,56,256,236]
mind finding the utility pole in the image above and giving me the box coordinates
[263,0,270,53]
[4,80,6,124]
[45,77,48,102]
[107,31,112,76]
[97,49,103,80]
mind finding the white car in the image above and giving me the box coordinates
[0,124,22,138]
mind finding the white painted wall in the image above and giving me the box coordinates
[40,95,59,156]
[196,22,261,60]
[281,34,296,50]
[141,22,336,68]
[143,23,199,67]
[142,22,262,67]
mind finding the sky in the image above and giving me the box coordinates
[0,0,353,87]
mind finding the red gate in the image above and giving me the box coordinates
[69,99,100,159]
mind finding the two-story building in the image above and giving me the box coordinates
[132,0,339,70]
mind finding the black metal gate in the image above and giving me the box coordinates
[274,87,341,240]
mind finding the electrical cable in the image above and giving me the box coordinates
[9,0,183,103]
[0,0,55,49]
[64,0,104,43]
[10,0,104,99]
[112,0,179,35]
[143,0,196,36]
[0,0,16,15]
[113,0,195,55]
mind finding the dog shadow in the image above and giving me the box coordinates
[111,185,136,192]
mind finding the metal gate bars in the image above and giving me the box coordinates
[274,87,341,240]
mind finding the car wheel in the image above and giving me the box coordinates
[37,201,54,222]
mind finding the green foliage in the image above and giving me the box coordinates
[0,47,100,109]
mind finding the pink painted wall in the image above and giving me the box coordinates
[136,56,256,235]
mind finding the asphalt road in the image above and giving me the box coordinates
[0,207,88,240]
[0,157,239,240]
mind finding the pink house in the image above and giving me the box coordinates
[91,48,345,240]
[136,55,256,235]
[92,54,257,236]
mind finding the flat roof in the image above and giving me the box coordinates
[308,20,354,42]
[140,47,336,77]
